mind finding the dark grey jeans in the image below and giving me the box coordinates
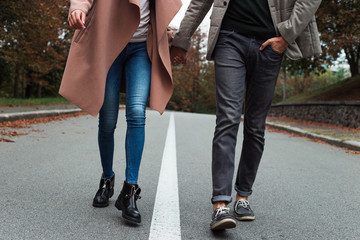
[211,30,283,203]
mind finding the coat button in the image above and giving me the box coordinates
[224,1,227,6]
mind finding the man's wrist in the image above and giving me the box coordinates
[279,36,289,45]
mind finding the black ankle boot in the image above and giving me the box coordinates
[92,174,115,207]
[115,181,141,223]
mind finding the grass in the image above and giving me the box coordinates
[309,130,358,142]
[268,119,360,142]
[281,75,360,103]
[0,97,70,106]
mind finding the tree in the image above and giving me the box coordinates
[169,29,216,113]
[316,0,360,77]
[280,0,359,87]
[0,0,71,98]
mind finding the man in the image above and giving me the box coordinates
[171,0,322,231]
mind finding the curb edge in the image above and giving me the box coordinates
[0,109,82,123]
[266,122,360,152]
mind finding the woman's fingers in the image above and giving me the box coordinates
[75,11,85,29]
[68,16,73,28]
[69,14,78,29]
[170,46,187,65]
[74,11,83,29]
[68,10,86,29]
[80,11,87,27]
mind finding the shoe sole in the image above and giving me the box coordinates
[210,218,236,231]
[92,202,109,208]
[235,215,255,221]
[115,200,141,224]
[122,213,141,224]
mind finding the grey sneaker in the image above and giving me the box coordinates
[210,206,237,231]
[234,199,255,221]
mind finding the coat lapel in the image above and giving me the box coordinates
[154,0,182,78]
[129,0,140,6]
[155,0,182,43]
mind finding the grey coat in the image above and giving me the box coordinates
[172,0,322,60]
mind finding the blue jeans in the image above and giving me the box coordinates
[98,42,151,184]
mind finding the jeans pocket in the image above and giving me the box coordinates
[268,45,284,56]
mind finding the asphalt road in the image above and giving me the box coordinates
[0,111,359,240]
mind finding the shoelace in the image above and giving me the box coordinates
[235,199,250,209]
[214,206,230,218]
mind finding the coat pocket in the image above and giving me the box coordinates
[73,1,97,43]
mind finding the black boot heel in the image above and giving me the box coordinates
[115,198,122,210]
[115,181,142,224]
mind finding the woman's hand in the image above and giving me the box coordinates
[170,46,187,66]
[68,10,87,30]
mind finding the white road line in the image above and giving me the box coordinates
[149,113,181,240]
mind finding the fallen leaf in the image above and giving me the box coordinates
[0,138,15,142]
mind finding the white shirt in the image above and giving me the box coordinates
[130,0,150,42]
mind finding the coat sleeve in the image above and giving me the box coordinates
[69,0,94,16]
[172,0,214,51]
[277,0,322,44]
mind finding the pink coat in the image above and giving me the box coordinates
[60,0,182,116]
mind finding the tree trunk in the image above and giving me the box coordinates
[14,65,24,98]
[25,83,32,98]
[13,77,18,98]
[348,59,359,77]
[37,85,42,98]
[344,46,359,77]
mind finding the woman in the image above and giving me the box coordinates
[60,0,182,224]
